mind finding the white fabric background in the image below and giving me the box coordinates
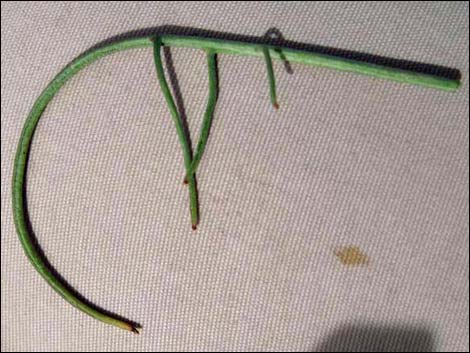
[1,1,468,351]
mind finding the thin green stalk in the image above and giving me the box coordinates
[161,35,460,91]
[11,41,145,334]
[186,50,218,177]
[262,47,279,109]
[152,36,199,229]
[12,32,460,334]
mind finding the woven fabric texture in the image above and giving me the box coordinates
[1,1,469,351]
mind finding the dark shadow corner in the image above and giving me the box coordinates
[312,323,435,352]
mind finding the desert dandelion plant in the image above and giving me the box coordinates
[12,30,461,333]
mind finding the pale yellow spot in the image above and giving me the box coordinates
[334,246,369,266]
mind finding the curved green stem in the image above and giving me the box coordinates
[152,36,199,228]
[186,50,218,177]
[11,41,144,334]
[12,32,460,333]
[263,47,279,109]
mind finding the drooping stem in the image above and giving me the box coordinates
[263,47,279,109]
[11,47,143,334]
[152,36,199,228]
[12,31,460,334]
[186,50,218,177]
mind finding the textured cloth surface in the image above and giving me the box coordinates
[1,1,469,351]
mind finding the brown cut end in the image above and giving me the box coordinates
[183,177,189,185]
[192,224,197,230]
[273,102,280,110]
[131,326,140,334]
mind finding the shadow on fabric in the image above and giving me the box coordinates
[313,323,435,352]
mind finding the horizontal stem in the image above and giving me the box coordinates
[160,35,460,91]
[72,35,459,91]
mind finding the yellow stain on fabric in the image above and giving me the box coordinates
[334,246,369,266]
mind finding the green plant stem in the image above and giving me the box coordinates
[186,50,218,177]
[262,47,278,109]
[161,35,460,91]
[12,40,147,334]
[152,36,199,228]
[12,32,460,334]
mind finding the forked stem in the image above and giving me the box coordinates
[152,36,199,228]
